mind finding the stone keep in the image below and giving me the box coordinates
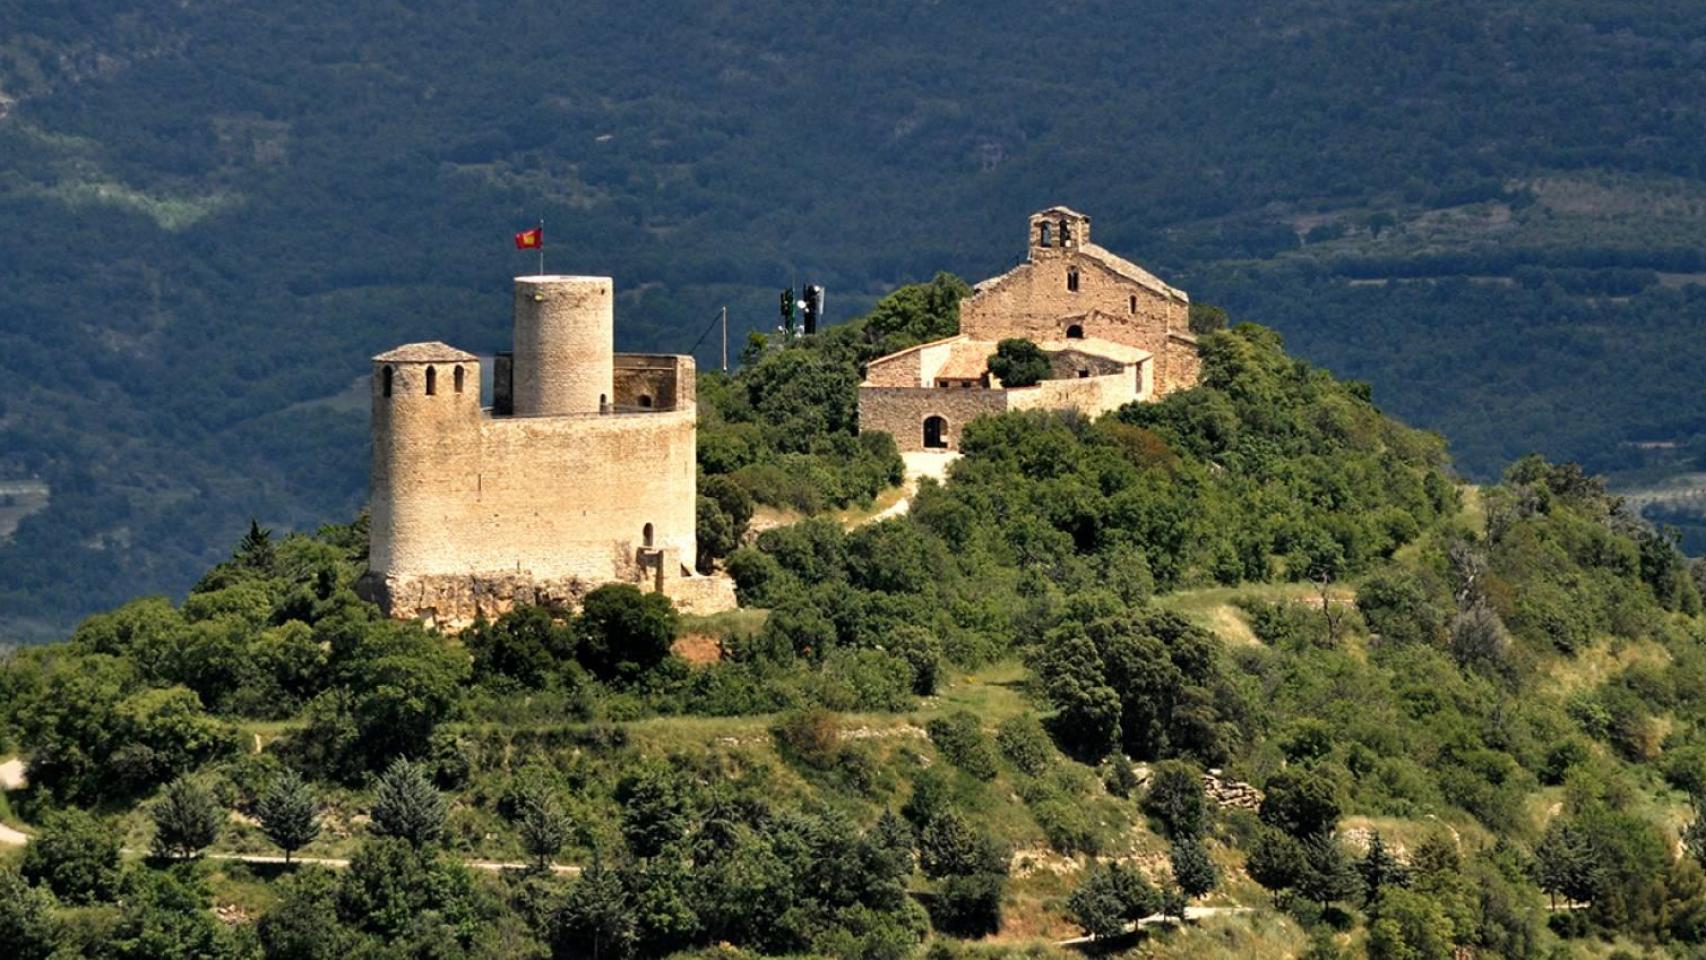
[364,275,734,628]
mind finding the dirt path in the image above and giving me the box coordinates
[865,451,960,524]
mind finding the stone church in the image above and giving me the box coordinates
[859,207,1197,452]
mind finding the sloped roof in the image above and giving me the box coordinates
[1036,336,1151,365]
[934,341,994,380]
[1034,205,1090,220]
[373,341,478,363]
[1078,243,1189,302]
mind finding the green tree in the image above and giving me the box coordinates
[369,758,447,848]
[552,857,637,960]
[1170,835,1218,900]
[1145,759,1208,838]
[258,866,353,960]
[618,767,692,859]
[1067,861,1159,940]
[1260,768,1342,838]
[518,780,572,871]
[987,338,1050,388]
[1295,832,1362,909]
[150,776,223,860]
[1358,830,1412,906]
[576,584,679,679]
[258,768,321,863]
[111,867,234,960]
[20,807,122,904]
[1367,887,1456,960]
[464,605,576,688]
[1533,820,1597,910]
[927,709,998,780]
[237,519,277,573]
[0,868,59,960]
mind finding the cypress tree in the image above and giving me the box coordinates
[151,777,223,860]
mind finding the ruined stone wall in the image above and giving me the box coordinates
[857,385,1010,452]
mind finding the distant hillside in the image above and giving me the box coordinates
[5,0,1706,636]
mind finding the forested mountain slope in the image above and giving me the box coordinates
[6,0,1706,636]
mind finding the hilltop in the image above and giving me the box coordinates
[4,286,1706,957]
[8,0,1706,635]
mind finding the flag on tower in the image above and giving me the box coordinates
[514,226,543,249]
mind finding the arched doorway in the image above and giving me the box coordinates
[923,416,948,449]
[1065,324,1084,339]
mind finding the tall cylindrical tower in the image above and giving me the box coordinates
[511,275,613,417]
[368,342,482,576]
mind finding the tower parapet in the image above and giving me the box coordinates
[511,275,613,417]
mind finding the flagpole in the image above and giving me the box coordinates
[538,217,545,276]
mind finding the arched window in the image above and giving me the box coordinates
[1038,222,1053,247]
[1065,324,1084,339]
[1066,267,1079,292]
[638,394,653,409]
[1129,295,1137,314]
[599,393,608,412]
[923,415,948,449]
[1059,218,1072,244]
[453,365,465,393]
[382,366,394,397]
[425,366,437,396]
[642,523,655,547]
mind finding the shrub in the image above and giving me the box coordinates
[987,339,1050,388]
[927,710,998,781]
[996,715,1056,776]
[20,808,121,904]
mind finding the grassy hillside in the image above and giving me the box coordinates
[6,0,1706,636]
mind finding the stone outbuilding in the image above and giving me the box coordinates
[858,207,1198,452]
[361,275,735,628]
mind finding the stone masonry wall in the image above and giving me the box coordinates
[1007,370,1138,417]
[858,385,1010,452]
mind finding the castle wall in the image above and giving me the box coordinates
[512,276,613,416]
[466,408,698,580]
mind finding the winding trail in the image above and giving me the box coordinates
[865,451,960,524]
[1053,905,1254,946]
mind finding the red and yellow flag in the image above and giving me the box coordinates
[514,227,542,249]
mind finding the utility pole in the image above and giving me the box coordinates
[720,306,728,372]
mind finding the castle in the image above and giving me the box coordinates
[859,207,1198,451]
[362,275,734,628]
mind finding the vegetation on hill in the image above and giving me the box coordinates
[10,0,1706,636]
[7,286,1706,956]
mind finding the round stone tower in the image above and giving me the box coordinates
[511,275,614,417]
[368,342,482,577]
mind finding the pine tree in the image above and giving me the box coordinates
[257,769,321,864]
[151,777,223,860]
[1357,830,1411,906]
[237,519,276,573]
[518,782,570,871]
[370,758,448,848]
[1294,832,1361,909]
